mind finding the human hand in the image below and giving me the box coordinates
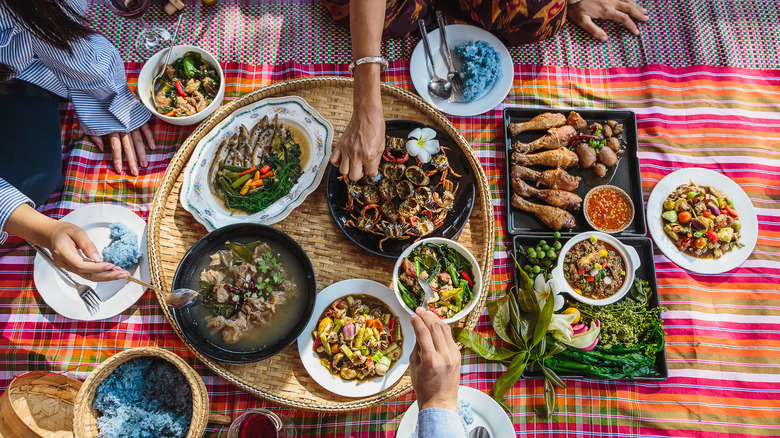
[47,221,128,282]
[90,122,156,176]
[330,94,385,182]
[567,0,649,42]
[409,307,461,413]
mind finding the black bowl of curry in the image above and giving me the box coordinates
[583,185,634,234]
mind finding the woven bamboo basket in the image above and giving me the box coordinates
[71,347,209,438]
[0,373,82,438]
[146,76,495,412]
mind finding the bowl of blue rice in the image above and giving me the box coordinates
[72,347,208,438]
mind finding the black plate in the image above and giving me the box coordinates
[171,224,317,363]
[326,120,476,258]
[504,108,647,237]
[513,234,668,381]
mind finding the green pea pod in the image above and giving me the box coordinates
[453,328,516,361]
[182,56,197,77]
[492,352,528,401]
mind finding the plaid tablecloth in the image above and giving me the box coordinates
[1,1,779,436]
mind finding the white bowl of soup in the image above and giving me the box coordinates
[138,45,225,126]
[552,232,641,306]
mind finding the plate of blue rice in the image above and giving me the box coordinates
[410,24,513,116]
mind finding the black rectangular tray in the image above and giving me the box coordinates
[504,107,647,237]
[512,234,668,381]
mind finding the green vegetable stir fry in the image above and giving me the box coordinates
[396,243,475,318]
[153,51,219,117]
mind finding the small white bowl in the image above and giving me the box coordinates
[138,45,225,126]
[551,232,641,306]
[392,237,482,324]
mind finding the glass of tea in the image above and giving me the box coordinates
[108,0,171,59]
[227,409,285,438]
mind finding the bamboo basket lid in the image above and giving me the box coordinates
[0,373,81,438]
[146,77,495,412]
[71,347,209,438]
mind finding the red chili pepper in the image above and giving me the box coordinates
[174,80,187,97]
[706,230,718,243]
[586,276,595,282]
[723,204,739,218]
[258,171,274,179]
[259,164,272,174]
[388,317,395,342]
[578,269,585,275]
[238,165,257,176]
[163,109,175,117]
[460,271,473,287]
[312,337,322,351]
[366,357,373,366]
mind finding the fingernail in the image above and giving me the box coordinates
[117,272,128,279]
[104,264,116,271]
[91,252,102,262]
[131,168,139,176]
[141,160,148,167]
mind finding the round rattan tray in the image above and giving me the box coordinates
[147,76,494,412]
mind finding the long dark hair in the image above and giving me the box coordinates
[0,0,95,82]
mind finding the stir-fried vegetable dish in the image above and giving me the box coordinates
[313,295,403,381]
[154,51,219,117]
[563,236,626,300]
[208,115,303,214]
[198,240,297,345]
[397,243,475,318]
[661,182,742,258]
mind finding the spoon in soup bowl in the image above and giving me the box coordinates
[82,256,201,309]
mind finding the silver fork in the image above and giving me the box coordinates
[436,11,462,93]
[30,243,101,315]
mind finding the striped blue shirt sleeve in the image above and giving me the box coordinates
[0,178,33,244]
[15,11,150,135]
[417,408,468,438]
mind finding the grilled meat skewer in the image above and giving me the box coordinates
[508,112,566,135]
[512,195,576,230]
[512,165,581,191]
[512,179,582,212]
[512,125,577,154]
[512,147,579,168]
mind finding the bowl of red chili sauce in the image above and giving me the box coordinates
[583,185,634,234]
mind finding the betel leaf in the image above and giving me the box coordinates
[530,288,555,348]
[493,351,528,401]
[506,290,525,347]
[487,295,515,346]
[225,241,253,263]
[453,328,517,361]
[540,364,566,389]
[495,396,512,414]
[538,378,557,419]
[512,255,540,314]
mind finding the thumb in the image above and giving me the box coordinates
[69,226,102,261]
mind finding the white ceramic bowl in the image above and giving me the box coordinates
[138,45,225,126]
[551,232,641,306]
[392,237,482,324]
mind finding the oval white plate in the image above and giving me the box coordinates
[180,95,333,231]
[297,279,415,398]
[396,386,516,437]
[647,168,758,274]
[410,24,513,116]
[33,204,150,321]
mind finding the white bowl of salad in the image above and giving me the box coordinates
[392,238,482,324]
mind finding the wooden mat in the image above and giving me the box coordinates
[147,77,495,412]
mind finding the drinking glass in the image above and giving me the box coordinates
[109,0,171,59]
[227,409,286,438]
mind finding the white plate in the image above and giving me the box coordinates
[32,204,150,321]
[410,24,513,116]
[647,168,758,274]
[297,279,415,398]
[396,386,516,437]
[180,95,333,231]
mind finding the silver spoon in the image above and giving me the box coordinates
[417,18,452,100]
[469,426,490,438]
[82,256,201,309]
[151,12,185,97]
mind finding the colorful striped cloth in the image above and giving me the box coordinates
[1,1,779,437]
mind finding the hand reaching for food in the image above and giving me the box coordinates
[409,307,461,413]
[90,122,156,177]
[330,100,385,182]
[567,0,649,42]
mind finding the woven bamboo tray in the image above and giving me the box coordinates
[0,373,81,438]
[147,77,495,412]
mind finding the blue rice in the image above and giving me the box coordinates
[92,358,193,438]
[454,40,502,102]
[101,222,141,270]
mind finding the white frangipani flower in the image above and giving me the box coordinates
[405,127,440,164]
[533,274,564,312]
